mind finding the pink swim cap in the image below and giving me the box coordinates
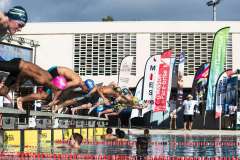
[51,76,67,90]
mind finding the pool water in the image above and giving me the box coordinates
[1,134,240,158]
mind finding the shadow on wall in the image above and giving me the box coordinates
[108,107,220,129]
[131,109,220,129]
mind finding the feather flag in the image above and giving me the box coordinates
[206,27,230,110]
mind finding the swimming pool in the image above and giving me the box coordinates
[1,133,239,159]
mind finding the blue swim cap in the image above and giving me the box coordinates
[7,6,28,24]
[84,79,95,91]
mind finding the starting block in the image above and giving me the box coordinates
[0,107,108,129]
[86,120,96,128]
[58,119,71,128]
[54,114,74,128]
[2,117,17,129]
[96,120,108,127]
[29,111,52,129]
[75,119,85,128]
[0,108,27,129]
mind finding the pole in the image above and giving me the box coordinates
[219,89,221,130]
[33,46,37,111]
[213,4,217,21]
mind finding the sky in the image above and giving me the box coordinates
[0,0,239,22]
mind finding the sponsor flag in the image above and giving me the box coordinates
[192,63,210,101]
[178,51,185,78]
[206,27,230,110]
[215,69,233,119]
[118,56,134,88]
[130,77,144,119]
[142,50,172,112]
[176,51,185,107]
[134,77,143,100]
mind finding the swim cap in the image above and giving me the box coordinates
[84,79,95,91]
[6,6,28,24]
[51,76,67,90]
[113,87,122,94]
[132,96,139,105]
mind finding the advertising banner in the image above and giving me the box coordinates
[130,78,144,119]
[177,51,185,106]
[206,27,230,110]
[3,130,20,152]
[192,63,210,101]
[215,69,233,119]
[118,55,134,88]
[225,76,238,112]
[142,50,172,112]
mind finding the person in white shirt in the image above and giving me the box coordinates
[182,94,198,130]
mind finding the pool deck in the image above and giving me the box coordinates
[121,128,240,136]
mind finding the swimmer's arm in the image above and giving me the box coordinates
[131,105,141,109]
[92,101,101,108]
[48,99,60,108]
[128,89,133,96]
[97,87,107,100]
[119,95,131,105]
[65,78,88,93]
[64,80,79,90]
[87,86,97,96]
[49,90,62,106]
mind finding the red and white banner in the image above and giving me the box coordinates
[142,50,172,112]
[118,56,134,88]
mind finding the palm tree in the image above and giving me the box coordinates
[102,16,114,22]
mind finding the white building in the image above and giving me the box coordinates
[18,21,240,88]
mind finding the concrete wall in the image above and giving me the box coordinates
[18,21,240,87]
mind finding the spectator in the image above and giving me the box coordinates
[182,94,198,130]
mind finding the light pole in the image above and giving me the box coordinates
[206,0,221,21]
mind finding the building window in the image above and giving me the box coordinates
[150,33,232,76]
[73,33,136,76]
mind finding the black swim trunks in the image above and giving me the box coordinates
[0,58,21,87]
